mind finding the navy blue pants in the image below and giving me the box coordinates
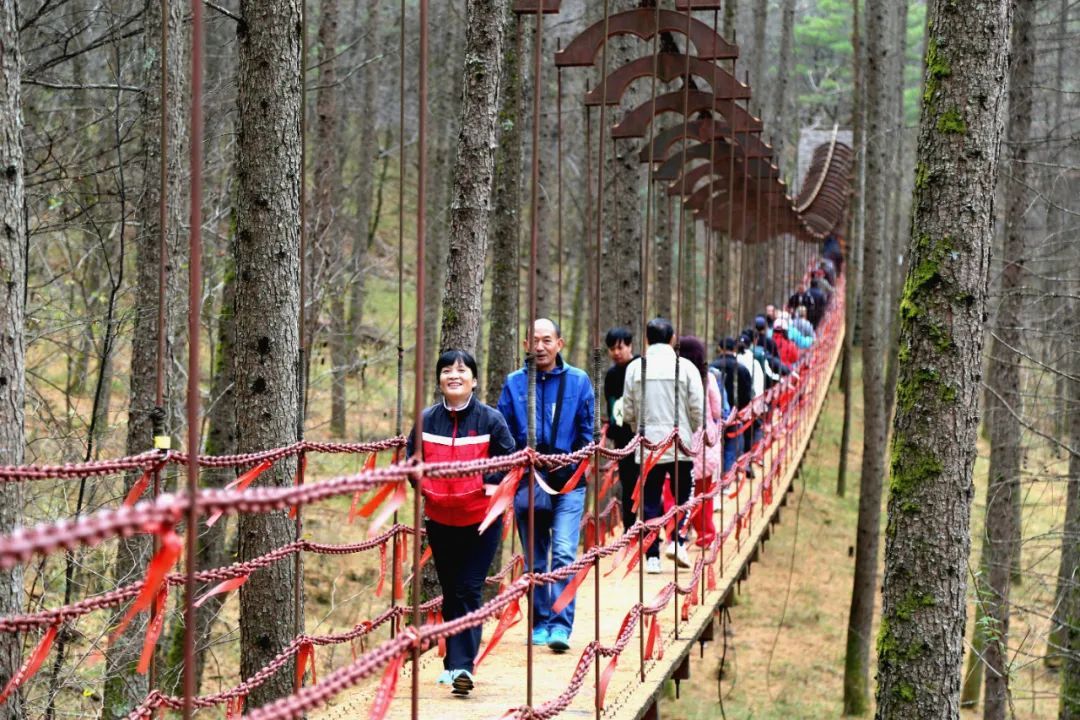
[618,454,640,530]
[426,517,502,672]
[642,460,693,558]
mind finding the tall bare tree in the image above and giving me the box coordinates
[0,3,26,717]
[102,0,189,715]
[439,0,505,354]
[312,0,348,436]
[843,0,890,710]
[234,0,303,707]
[346,0,380,349]
[976,4,1034,717]
[875,0,1012,716]
[485,11,523,404]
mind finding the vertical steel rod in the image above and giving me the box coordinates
[182,0,204,713]
[411,1,428,717]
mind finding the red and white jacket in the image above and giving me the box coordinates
[405,396,516,527]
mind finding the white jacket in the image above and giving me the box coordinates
[622,343,704,465]
[737,350,765,398]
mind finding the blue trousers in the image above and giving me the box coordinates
[426,517,502,672]
[515,486,586,634]
[642,460,693,558]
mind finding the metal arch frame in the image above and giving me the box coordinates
[555,8,737,67]
[584,53,750,106]
[612,90,762,138]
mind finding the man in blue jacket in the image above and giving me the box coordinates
[497,318,594,653]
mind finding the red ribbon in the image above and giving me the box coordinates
[194,575,248,608]
[418,544,432,573]
[207,459,274,527]
[479,466,524,534]
[288,453,308,519]
[350,482,393,525]
[226,695,246,720]
[392,533,406,601]
[368,652,406,720]
[558,457,590,494]
[374,542,388,597]
[604,535,638,578]
[552,564,590,615]
[623,530,658,579]
[596,654,618,710]
[123,469,153,508]
[707,564,717,591]
[426,610,446,657]
[137,587,168,674]
[111,528,183,642]
[0,624,57,704]
[582,517,596,551]
[367,482,407,538]
[295,641,316,689]
[645,615,663,661]
[598,462,618,501]
[475,597,521,669]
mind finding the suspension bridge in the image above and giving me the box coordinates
[0,1,854,719]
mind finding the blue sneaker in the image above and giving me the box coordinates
[436,669,453,685]
[547,627,570,653]
[531,626,550,645]
[450,669,474,696]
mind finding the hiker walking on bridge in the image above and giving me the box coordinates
[405,350,517,697]
[497,318,594,653]
[622,318,704,573]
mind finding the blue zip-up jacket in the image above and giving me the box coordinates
[497,354,594,487]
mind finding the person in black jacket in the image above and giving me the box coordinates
[603,327,639,531]
[710,337,753,474]
[405,349,515,697]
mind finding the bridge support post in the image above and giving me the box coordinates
[673,654,691,698]
[642,698,660,720]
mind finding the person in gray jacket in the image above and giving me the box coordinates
[621,318,704,573]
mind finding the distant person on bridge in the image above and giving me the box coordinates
[603,327,640,531]
[405,349,516,697]
[711,337,753,477]
[677,335,727,548]
[622,318,703,574]
[497,318,594,653]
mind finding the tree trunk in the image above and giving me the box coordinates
[311,0,348,436]
[874,0,1012,717]
[485,13,523,405]
[347,0,380,349]
[103,0,189,714]
[0,2,26,716]
[655,195,673,321]
[750,0,768,118]
[773,0,795,164]
[599,0,645,343]
[439,0,504,355]
[977,5,1033,717]
[843,0,890,711]
[678,212,697,337]
[235,0,303,708]
[1060,366,1080,716]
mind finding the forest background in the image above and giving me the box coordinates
[0,0,1077,718]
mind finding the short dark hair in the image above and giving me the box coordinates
[720,336,737,352]
[435,349,479,385]
[645,317,675,345]
[605,327,633,349]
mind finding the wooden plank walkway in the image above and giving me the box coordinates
[314,326,843,720]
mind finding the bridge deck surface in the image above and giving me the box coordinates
[314,327,842,720]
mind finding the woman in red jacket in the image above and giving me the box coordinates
[405,349,516,697]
